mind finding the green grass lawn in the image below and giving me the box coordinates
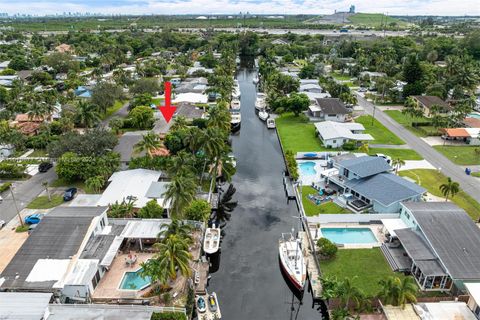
[103,100,127,119]
[384,110,431,137]
[399,169,480,220]
[152,98,165,105]
[50,178,95,193]
[276,113,328,153]
[433,146,480,165]
[320,248,407,297]
[348,13,407,27]
[472,171,480,178]
[27,195,64,209]
[368,148,423,161]
[355,115,404,145]
[331,72,352,81]
[29,149,48,157]
[301,186,351,216]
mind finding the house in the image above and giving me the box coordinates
[74,86,92,98]
[441,128,480,145]
[0,75,18,87]
[382,302,477,320]
[55,43,73,53]
[465,283,480,318]
[326,156,425,212]
[314,121,373,148]
[383,202,480,293]
[464,117,480,128]
[412,95,451,117]
[96,169,170,213]
[359,71,387,79]
[271,38,290,45]
[55,72,68,81]
[308,98,350,122]
[299,83,323,93]
[0,60,10,71]
[302,91,331,103]
[0,144,14,158]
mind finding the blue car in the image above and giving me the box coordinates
[25,213,44,225]
[63,187,77,201]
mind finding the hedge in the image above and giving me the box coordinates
[0,182,12,193]
[150,312,187,320]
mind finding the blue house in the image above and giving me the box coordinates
[326,156,426,212]
[74,86,92,98]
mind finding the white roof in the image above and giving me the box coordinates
[120,219,170,239]
[465,128,480,138]
[302,92,331,102]
[300,83,322,91]
[26,259,70,283]
[465,282,480,304]
[97,169,162,208]
[64,259,99,286]
[299,79,319,85]
[0,61,10,68]
[381,219,408,238]
[173,93,208,104]
[0,292,51,320]
[309,104,321,112]
[100,236,124,267]
[418,302,477,320]
[314,121,374,141]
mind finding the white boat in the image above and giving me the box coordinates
[203,224,221,254]
[252,75,259,84]
[255,93,267,111]
[232,80,241,99]
[230,99,241,110]
[278,233,306,291]
[267,118,276,129]
[258,110,269,121]
[230,111,241,132]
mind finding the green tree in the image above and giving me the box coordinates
[402,97,424,123]
[130,78,160,95]
[358,142,369,154]
[75,100,101,128]
[163,174,197,217]
[439,177,460,201]
[107,198,136,218]
[286,93,309,116]
[128,106,154,129]
[138,199,164,218]
[184,199,211,222]
[43,52,80,74]
[316,237,337,259]
[151,234,192,281]
[396,277,418,309]
[135,132,162,157]
[392,158,406,175]
[337,277,365,310]
[91,82,123,114]
[85,175,105,193]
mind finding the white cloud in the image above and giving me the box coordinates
[0,0,479,16]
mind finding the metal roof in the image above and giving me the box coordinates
[344,173,425,206]
[414,259,447,276]
[64,259,99,286]
[465,282,480,304]
[314,121,374,141]
[339,156,391,178]
[145,181,170,198]
[0,292,51,320]
[45,304,170,320]
[405,202,480,280]
[120,219,170,239]
[395,228,437,260]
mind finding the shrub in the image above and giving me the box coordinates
[316,237,338,259]
[138,200,164,218]
[342,141,356,151]
[150,312,187,320]
[184,199,211,222]
[285,150,299,181]
[0,182,12,193]
[16,225,29,233]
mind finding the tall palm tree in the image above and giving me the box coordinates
[392,158,406,174]
[396,277,417,309]
[183,126,203,154]
[337,277,364,310]
[166,151,196,177]
[154,234,192,280]
[378,277,398,305]
[163,174,197,217]
[157,219,192,244]
[439,177,460,201]
[207,104,231,133]
[28,100,47,121]
[75,100,100,128]
[134,132,162,157]
[170,116,189,132]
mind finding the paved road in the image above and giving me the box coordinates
[100,101,130,128]
[0,169,57,223]
[357,94,480,198]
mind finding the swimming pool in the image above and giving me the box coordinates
[299,161,316,176]
[119,268,151,290]
[321,228,378,244]
[468,113,480,119]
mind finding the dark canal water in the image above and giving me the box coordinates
[207,66,325,319]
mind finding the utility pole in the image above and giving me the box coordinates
[9,185,23,227]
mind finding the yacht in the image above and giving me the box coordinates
[230,111,241,132]
[203,224,221,254]
[230,99,241,111]
[232,80,241,99]
[255,93,267,111]
[278,232,306,291]
[258,110,269,121]
[252,75,259,84]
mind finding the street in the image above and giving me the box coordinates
[356,94,480,199]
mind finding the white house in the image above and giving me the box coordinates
[0,144,14,158]
[308,98,350,122]
[314,121,373,148]
[465,283,480,318]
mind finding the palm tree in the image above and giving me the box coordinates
[392,158,406,174]
[163,174,197,217]
[28,100,47,121]
[157,219,192,244]
[170,116,189,132]
[402,96,423,123]
[214,184,238,225]
[207,104,231,133]
[166,151,196,177]
[75,100,100,128]
[183,126,203,154]
[135,132,162,157]
[154,234,192,280]
[439,177,460,201]
[337,277,364,310]
[42,181,51,201]
[396,277,417,309]
[378,277,398,305]
[85,175,105,193]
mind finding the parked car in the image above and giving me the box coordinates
[38,162,53,173]
[63,187,77,201]
[0,195,3,203]
[0,220,5,230]
[25,213,44,225]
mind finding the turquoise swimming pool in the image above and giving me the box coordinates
[299,161,316,176]
[321,228,378,244]
[119,268,151,290]
[468,113,480,119]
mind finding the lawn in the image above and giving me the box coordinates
[331,72,352,81]
[26,195,64,209]
[29,149,48,157]
[399,169,480,220]
[384,110,431,137]
[276,113,328,153]
[368,148,423,161]
[103,100,127,119]
[348,13,407,27]
[301,186,351,216]
[320,248,407,297]
[355,115,404,145]
[433,146,480,166]
[50,178,95,193]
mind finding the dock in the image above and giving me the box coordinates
[299,231,323,300]
[196,292,222,320]
[283,176,296,200]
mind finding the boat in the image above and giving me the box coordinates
[258,110,269,121]
[255,93,266,111]
[278,232,306,291]
[208,293,218,312]
[230,99,241,111]
[196,296,207,313]
[232,80,241,99]
[252,75,259,84]
[230,111,241,132]
[203,224,221,254]
[266,118,276,129]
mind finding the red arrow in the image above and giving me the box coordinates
[158,81,176,123]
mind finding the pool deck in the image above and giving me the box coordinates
[297,159,327,186]
[309,223,385,249]
[92,252,154,302]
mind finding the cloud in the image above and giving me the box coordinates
[0,0,479,16]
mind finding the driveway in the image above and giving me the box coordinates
[356,93,480,199]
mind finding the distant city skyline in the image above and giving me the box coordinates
[0,0,479,16]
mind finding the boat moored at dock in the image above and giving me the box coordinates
[278,232,306,291]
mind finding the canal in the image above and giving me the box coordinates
[208,66,325,319]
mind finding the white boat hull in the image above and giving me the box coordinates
[278,236,306,291]
[204,227,221,254]
[258,111,269,121]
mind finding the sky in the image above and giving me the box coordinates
[0,0,479,16]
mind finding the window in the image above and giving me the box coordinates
[404,212,410,220]
[91,270,101,289]
[332,140,336,143]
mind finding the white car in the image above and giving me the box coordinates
[0,195,3,203]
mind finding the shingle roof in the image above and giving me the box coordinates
[315,98,349,114]
[344,173,426,206]
[339,156,391,178]
[403,202,480,280]
[395,228,437,260]
[413,95,450,109]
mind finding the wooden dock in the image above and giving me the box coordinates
[283,176,296,200]
[299,231,323,301]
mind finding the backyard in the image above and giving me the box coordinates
[399,169,480,220]
[320,248,407,297]
[433,146,480,165]
[355,115,404,145]
[301,186,351,216]
[276,113,327,153]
